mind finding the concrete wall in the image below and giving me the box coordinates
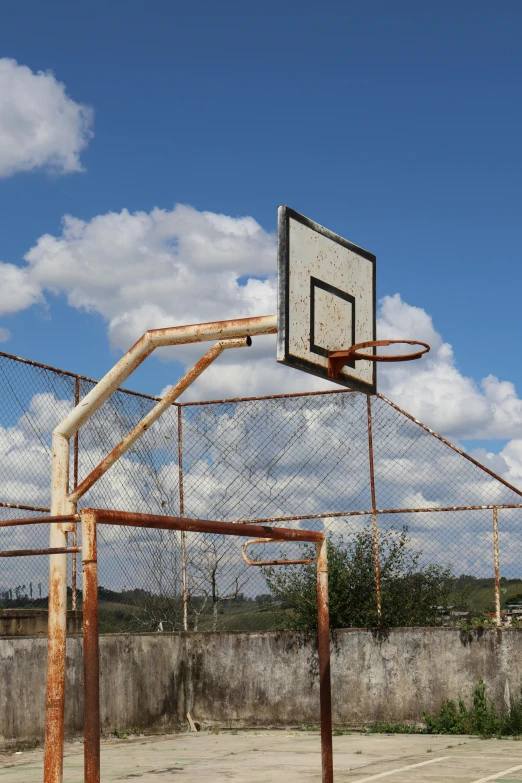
[1,627,521,745]
[0,610,82,637]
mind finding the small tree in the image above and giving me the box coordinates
[187,535,250,631]
[264,525,455,630]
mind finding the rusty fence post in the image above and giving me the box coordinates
[366,396,382,622]
[82,509,100,783]
[177,405,188,632]
[493,507,501,627]
[71,376,80,612]
[316,536,333,783]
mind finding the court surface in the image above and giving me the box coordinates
[3,730,522,782]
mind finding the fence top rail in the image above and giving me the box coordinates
[83,508,325,543]
[0,514,79,528]
[0,546,81,558]
[0,502,50,512]
[178,387,357,406]
[3,505,521,531]
[237,504,522,525]
[0,350,164,403]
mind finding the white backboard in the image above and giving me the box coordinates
[277,206,376,394]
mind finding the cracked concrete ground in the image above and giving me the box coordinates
[2,730,522,782]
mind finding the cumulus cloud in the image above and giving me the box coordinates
[377,294,522,440]
[2,203,522,445]
[470,441,522,491]
[0,262,42,317]
[23,205,276,353]
[0,58,93,178]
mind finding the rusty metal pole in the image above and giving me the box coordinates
[316,536,333,783]
[493,507,501,627]
[366,397,382,623]
[177,406,188,632]
[82,509,100,783]
[44,433,73,783]
[71,377,80,612]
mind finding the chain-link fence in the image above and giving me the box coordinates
[2,350,522,632]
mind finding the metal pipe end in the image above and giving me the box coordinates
[219,336,252,350]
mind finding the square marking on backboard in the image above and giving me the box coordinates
[310,278,356,368]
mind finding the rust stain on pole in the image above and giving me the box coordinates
[45,432,73,783]
[367,397,382,622]
[316,537,333,783]
[493,507,501,627]
[82,510,100,783]
[43,565,66,783]
[177,406,188,632]
[72,377,80,612]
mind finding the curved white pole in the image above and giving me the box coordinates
[44,315,277,783]
[68,337,251,504]
[56,315,277,439]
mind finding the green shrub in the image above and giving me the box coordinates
[263,525,455,630]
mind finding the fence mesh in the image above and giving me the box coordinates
[1,351,522,631]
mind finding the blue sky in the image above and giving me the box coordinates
[0,0,522,473]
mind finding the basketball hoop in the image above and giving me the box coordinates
[328,339,430,381]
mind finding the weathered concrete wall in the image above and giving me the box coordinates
[186,628,522,727]
[0,635,186,745]
[1,628,522,744]
[0,610,82,637]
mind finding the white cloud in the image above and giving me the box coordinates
[470,441,522,491]
[0,58,93,178]
[24,205,276,354]
[377,294,522,440]
[0,327,11,343]
[0,262,42,317]
[3,204,522,445]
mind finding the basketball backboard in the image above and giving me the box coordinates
[277,206,376,394]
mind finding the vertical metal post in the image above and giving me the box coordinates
[71,377,80,612]
[316,536,333,783]
[82,509,100,783]
[367,396,382,622]
[177,405,188,632]
[493,507,501,627]
[44,433,72,783]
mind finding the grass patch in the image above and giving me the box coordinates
[363,680,522,738]
[366,723,425,734]
[424,679,522,737]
